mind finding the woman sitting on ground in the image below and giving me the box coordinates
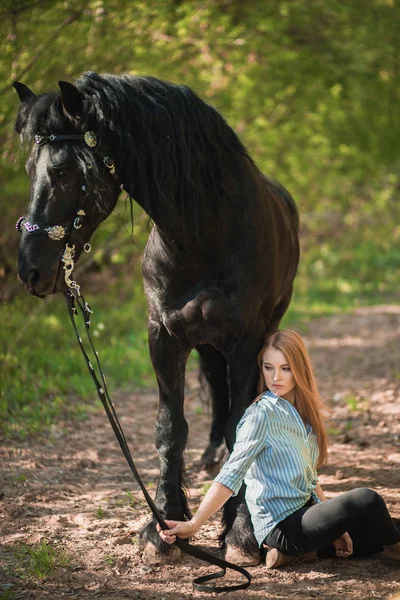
[158,330,400,568]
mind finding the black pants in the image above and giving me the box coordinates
[264,488,400,557]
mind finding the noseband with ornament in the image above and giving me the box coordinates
[16,130,118,296]
[15,126,251,593]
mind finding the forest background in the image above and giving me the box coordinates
[1,0,399,437]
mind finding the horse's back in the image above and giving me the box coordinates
[262,174,300,233]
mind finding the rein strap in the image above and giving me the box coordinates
[20,124,251,592]
[65,292,252,593]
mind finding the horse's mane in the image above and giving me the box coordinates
[17,72,257,243]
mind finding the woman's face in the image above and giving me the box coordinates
[262,347,296,403]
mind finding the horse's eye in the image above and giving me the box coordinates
[53,168,69,178]
[50,166,70,179]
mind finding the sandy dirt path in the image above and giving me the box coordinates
[1,305,399,599]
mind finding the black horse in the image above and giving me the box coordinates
[13,72,299,565]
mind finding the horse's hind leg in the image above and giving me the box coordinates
[196,344,229,472]
[221,335,264,566]
[221,294,295,565]
[140,320,190,564]
[265,286,294,333]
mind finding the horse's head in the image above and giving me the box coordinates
[13,80,121,297]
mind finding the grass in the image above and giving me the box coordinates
[126,489,137,508]
[344,395,359,412]
[326,428,341,436]
[201,483,212,495]
[114,490,142,510]
[281,238,400,330]
[1,287,155,439]
[95,506,106,519]
[12,540,70,580]
[103,555,116,567]
[0,587,16,600]
[344,395,369,413]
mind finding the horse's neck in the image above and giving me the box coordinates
[134,164,262,250]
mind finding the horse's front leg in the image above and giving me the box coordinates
[140,320,190,563]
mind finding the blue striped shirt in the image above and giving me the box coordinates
[214,391,321,546]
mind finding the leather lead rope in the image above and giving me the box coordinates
[65,292,252,593]
[19,127,251,591]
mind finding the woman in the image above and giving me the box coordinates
[158,330,400,568]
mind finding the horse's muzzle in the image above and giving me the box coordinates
[17,269,45,297]
[17,265,62,297]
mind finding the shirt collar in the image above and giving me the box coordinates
[262,390,313,434]
[261,390,280,405]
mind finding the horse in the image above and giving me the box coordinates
[13,72,299,565]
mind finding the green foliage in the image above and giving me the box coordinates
[0,587,16,600]
[126,489,137,509]
[326,428,341,436]
[344,395,369,412]
[95,506,106,518]
[1,1,399,439]
[1,0,399,277]
[0,283,156,438]
[344,395,359,412]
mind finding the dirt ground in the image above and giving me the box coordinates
[1,304,400,600]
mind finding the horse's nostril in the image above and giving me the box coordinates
[27,269,40,288]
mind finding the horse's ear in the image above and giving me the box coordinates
[58,81,84,121]
[13,82,36,103]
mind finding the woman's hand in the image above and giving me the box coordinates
[156,482,233,544]
[334,532,353,557]
[156,519,198,544]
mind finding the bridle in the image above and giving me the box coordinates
[16,128,252,593]
[16,130,117,294]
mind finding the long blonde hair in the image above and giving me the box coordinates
[256,330,331,468]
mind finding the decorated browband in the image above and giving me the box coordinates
[34,130,97,148]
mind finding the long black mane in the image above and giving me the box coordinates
[17,72,258,242]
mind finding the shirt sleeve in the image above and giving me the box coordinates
[214,404,268,496]
[311,489,322,504]
[311,472,321,503]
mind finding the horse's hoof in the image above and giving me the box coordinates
[141,542,182,565]
[199,443,227,472]
[225,545,261,566]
